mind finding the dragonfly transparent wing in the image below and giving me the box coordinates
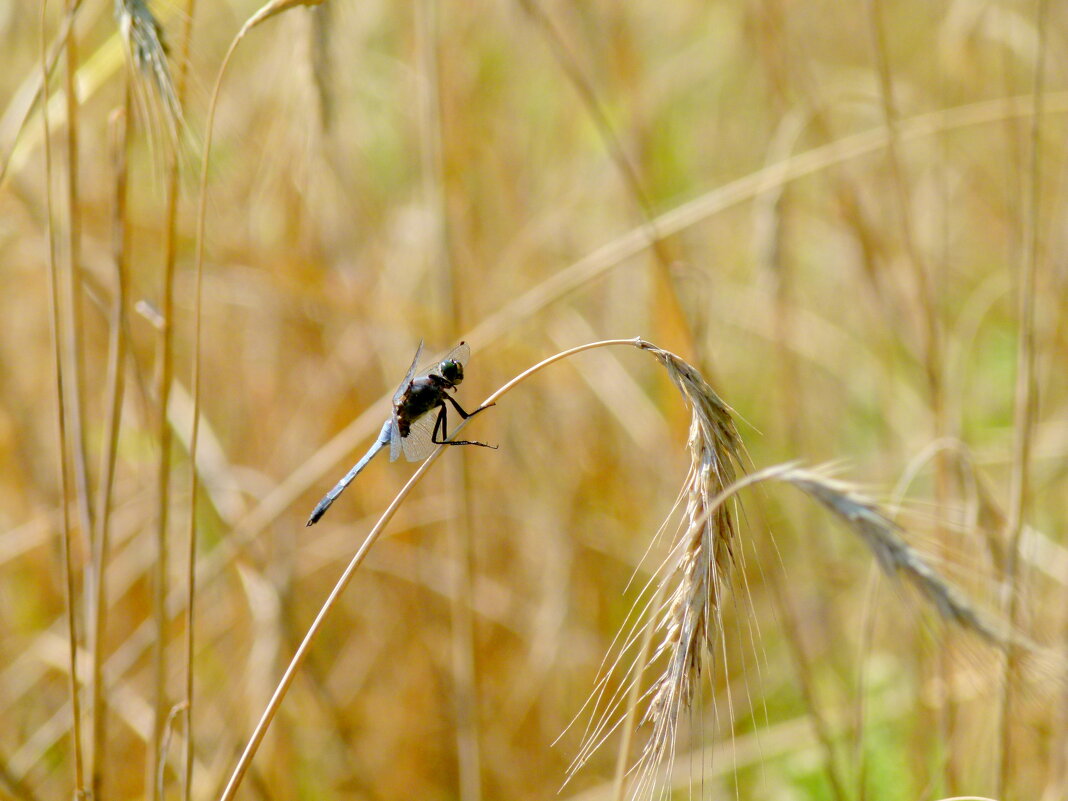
[400,407,439,462]
[388,416,404,463]
[393,340,425,404]
[401,341,470,461]
[389,341,424,462]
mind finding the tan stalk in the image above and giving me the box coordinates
[40,1,86,795]
[151,75,171,801]
[158,1,199,799]
[997,0,1050,795]
[90,97,131,801]
[61,0,94,565]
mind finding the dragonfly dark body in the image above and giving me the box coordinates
[306,341,494,526]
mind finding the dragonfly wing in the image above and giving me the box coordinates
[413,340,471,379]
[390,340,424,462]
[400,406,439,462]
[393,340,425,404]
[389,416,403,462]
[441,340,470,369]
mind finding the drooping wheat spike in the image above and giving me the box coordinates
[628,341,746,796]
[114,0,182,132]
[781,468,1010,647]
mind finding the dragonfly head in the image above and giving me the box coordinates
[439,358,464,385]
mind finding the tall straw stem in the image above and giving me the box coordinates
[61,0,95,570]
[997,0,1049,794]
[162,1,199,799]
[40,0,86,795]
[89,96,131,801]
[150,0,199,786]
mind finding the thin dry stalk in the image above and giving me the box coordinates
[113,6,190,793]
[61,20,100,793]
[40,1,86,795]
[156,1,198,799]
[123,2,190,796]
[998,0,1050,794]
[144,0,185,789]
[89,100,131,801]
[216,414,472,801]
[62,0,94,581]
[242,0,326,31]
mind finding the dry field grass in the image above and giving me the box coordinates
[2,1,1067,799]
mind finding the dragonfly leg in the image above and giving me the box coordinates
[432,402,496,449]
[442,393,494,420]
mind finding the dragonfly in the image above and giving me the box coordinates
[306,340,495,526]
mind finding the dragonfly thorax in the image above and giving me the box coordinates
[395,374,457,437]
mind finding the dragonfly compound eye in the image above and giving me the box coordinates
[440,359,464,384]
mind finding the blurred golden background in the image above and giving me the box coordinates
[2,0,1067,799]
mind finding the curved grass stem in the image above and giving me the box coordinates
[218,337,645,801]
